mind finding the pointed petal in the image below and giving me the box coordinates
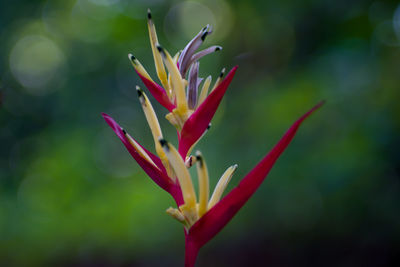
[101,113,173,191]
[195,151,210,217]
[211,68,226,92]
[187,62,200,109]
[178,25,212,76]
[197,75,212,107]
[128,54,153,82]
[159,139,197,208]
[147,9,169,90]
[187,46,222,69]
[208,164,238,209]
[136,71,176,112]
[136,86,175,179]
[187,102,324,248]
[157,45,188,112]
[178,66,238,158]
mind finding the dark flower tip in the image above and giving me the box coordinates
[159,139,168,149]
[219,68,226,77]
[147,9,152,19]
[201,31,208,41]
[195,152,203,166]
[136,86,144,97]
[128,53,135,61]
[156,45,164,53]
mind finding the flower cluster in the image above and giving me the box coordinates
[102,9,323,267]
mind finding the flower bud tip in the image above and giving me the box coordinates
[219,68,226,77]
[136,86,143,97]
[195,151,203,166]
[128,53,135,61]
[156,45,163,53]
[147,9,152,19]
[159,138,169,150]
[201,31,209,41]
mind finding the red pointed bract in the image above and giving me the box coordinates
[102,113,173,192]
[178,66,238,158]
[187,102,324,248]
[136,71,176,112]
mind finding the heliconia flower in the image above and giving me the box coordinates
[128,9,238,159]
[102,9,324,267]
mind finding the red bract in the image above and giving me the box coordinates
[135,71,176,112]
[184,101,324,266]
[178,66,238,158]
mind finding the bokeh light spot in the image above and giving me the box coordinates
[164,0,233,48]
[179,2,216,38]
[9,35,66,95]
[70,1,112,42]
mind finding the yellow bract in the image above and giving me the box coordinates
[208,164,238,209]
[197,75,212,107]
[136,86,173,179]
[147,10,169,91]
[195,151,209,217]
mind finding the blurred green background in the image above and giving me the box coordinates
[1,0,399,266]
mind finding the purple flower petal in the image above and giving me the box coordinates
[178,25,212,77]
[186,46,222,69]
[187,61,200,109]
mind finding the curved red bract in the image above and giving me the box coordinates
[183,102,324,266]
[178,66,238,158]
[136,71,176,112]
